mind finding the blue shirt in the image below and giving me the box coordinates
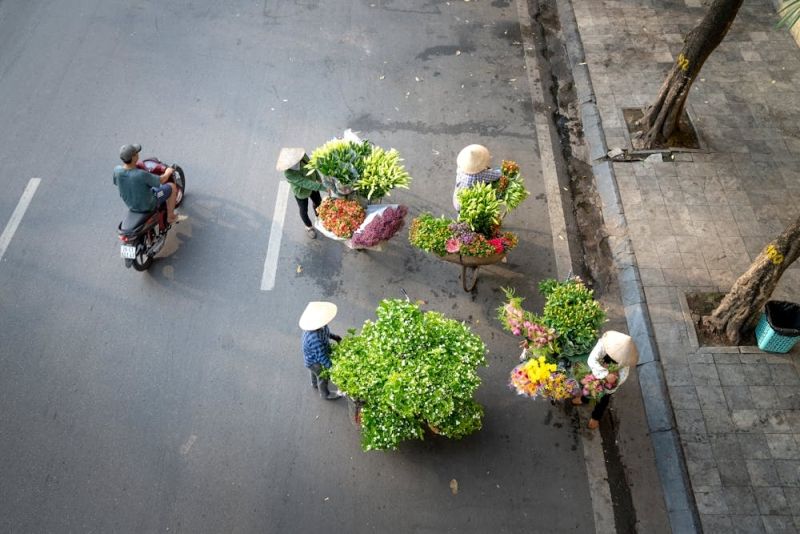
[113,166,161,212]
[302,326,332,368]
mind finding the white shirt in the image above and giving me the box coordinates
[586,338,629,388]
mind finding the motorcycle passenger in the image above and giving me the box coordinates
[113,143,186,224]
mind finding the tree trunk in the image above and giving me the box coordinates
[704,213,800,344]
[637,0,744,149]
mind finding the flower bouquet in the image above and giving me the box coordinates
[349,204,409,249]
[316,198,366,239]
[305,138,373,195]
[409,217,518,259]
[494,160,529,215]
[305,131,412,201]
[570,361,625,400]
[497,294,559,360]
[499,278,605,359]
[500,278,608,403]
[509,356,579,401]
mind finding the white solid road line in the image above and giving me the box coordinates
[0,178,41,263]
[260,180,290,291]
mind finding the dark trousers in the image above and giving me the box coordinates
[295,191,322,228]
[308,363,331,397]
[581,394,611,420]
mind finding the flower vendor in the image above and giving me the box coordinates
[452,144,501,211]
[572,331,639,429]
[276,147,326,239]
[299,301,344,400]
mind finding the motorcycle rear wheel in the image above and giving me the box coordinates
[132,232,154,271]
[173,165,186,207]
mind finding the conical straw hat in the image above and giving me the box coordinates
[456,144,491,174]
[601,330,639,367]
[276,147,306,171]
[299,301,338,331]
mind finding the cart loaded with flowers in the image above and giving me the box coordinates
[497,277,615,402]
[304,130,411,250]
[329,297,487,451]
[409,161,528,291]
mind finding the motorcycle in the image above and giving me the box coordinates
[117,157,186,271]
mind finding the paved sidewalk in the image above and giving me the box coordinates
[567,0,800,532]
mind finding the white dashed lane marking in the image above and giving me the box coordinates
[0,178,41,263]
[260,180,290,291]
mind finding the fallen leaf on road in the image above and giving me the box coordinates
[449,479,458,494]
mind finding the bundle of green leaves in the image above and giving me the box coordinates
[330,299,487,451]
[498,277,606,359]
[354,147,412,201]
[457,182,501,236]
[496,160,529,212]
[538,278,606,357]
[305,139,373,185]
[408,213,452,256]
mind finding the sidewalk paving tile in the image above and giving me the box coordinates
[747,460,782,487]
[753,487,791,515]
[731,515,767,534]
[775,460,800,487]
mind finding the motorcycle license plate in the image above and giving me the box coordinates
[120,245,137,259]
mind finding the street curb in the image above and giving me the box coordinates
[554,1,702,532]
[515,2,616,533]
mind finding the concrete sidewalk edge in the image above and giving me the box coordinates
[554,1,702,532]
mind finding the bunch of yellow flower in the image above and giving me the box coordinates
[540,372,579,401]
[510,356,578,401]
[523,356,556,385]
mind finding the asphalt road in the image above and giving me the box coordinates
[0,0,594,531]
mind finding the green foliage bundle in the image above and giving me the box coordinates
[330,299,487,451]
[355,147,412,200]
[538,278,606,357]
[305,139,373,185]
[498,277,605,359]
[496,160,529,212]
[457,182,501,235]
[408,213,452,256]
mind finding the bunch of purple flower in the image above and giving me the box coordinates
[447,222,478,245]
[351,205,409,248]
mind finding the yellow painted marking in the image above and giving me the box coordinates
[765,244,784,265]
[677,53,690,71]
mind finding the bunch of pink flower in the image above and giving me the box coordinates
[503,303,525,336]
[523,321,557,349]
[580,371,620,400]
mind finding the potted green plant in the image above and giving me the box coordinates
[330,298,487,451]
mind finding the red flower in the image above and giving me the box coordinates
[487,238,505,254]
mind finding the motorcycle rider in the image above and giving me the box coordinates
[113,144,186,224]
